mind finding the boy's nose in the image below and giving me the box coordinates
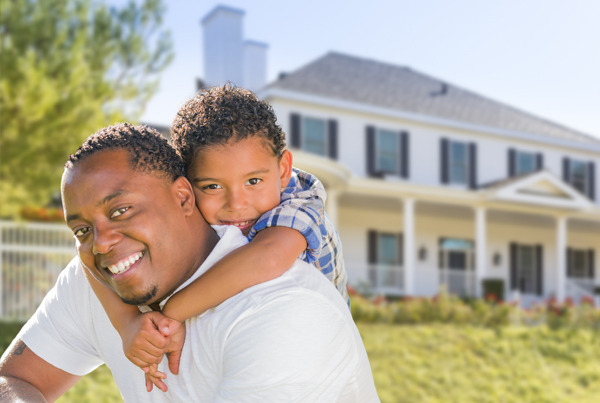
[224,189,247,212]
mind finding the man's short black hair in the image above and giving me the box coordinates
[65,123,185,182]
[171,84,286,168]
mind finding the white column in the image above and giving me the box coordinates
[475,207,486,298]
[556,216,567,302]
[325,188,339,228]
[403,198,415,295]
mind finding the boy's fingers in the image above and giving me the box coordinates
[167,349,182,375]
[148,366,167,379]
[148,373,168,392]
[145,374,153,392]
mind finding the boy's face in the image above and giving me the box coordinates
[188,136,292,236]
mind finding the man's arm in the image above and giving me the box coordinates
[0,339,81,402]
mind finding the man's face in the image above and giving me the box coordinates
[62,149,197,306]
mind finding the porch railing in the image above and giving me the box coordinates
[0,221,76,320]
[345,262,404,295]
[440,268,476,297]
[566,278,595,303]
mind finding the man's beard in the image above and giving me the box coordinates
[121,286,158,306]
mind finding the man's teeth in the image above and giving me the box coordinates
[108,252,143,274]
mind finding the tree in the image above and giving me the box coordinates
[0,0,173,217]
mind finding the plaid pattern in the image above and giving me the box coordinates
[248,168,349,307]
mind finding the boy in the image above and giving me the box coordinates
[87,85,349,391]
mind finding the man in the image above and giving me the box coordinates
[0,124,379,402]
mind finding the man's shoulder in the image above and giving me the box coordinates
[209,260,351,327]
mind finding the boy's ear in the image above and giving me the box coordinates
[279,150,293,188]
[172,176,196,216]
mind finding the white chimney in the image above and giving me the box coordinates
[201,5,268,90]
[201,6,245,87]
[243,40,268,91]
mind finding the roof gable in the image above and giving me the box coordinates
[485,170,593,210]
[268,52,600,146]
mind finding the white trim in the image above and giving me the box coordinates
[488,170,593,210]
[259,88,600,154]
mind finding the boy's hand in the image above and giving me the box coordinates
[122,311,176,369]
[165,321,186,375]
[145,363,168,392]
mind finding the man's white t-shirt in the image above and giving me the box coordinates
[16,226,379,402]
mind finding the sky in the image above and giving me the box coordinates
[132,0,600,139]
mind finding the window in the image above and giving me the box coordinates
[302,117,326,156]
[570,160,588,194]
[516,151,536,175]
[517,245,537,294]
[376,129,399,173]
[568,249,592,278]
[449,141,468,184]
[378,233,400,265]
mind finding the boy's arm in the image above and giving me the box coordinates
[82,267,140,333]
[82,268,172,369]
[162,227,306,322]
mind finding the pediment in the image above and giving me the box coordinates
[487,170,593,210]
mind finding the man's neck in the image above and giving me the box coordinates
[147,219,221,311]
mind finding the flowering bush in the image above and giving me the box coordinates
[350,288,600,329]
[20,206,64,222]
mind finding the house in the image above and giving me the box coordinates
[199,6,600,304]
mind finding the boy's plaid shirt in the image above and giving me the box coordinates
[248,168,350,307]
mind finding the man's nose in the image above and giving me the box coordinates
[92,223,122,255]
[224,188,247,212]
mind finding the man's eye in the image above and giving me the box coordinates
[246,178,262,185]
[203,184,222,190]
[74,227,90,238]
[111,207,129,218]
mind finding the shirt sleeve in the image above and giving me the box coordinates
[18,258,104,376]
[247,168,327,263]
[214,292,359,402]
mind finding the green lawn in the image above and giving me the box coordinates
[4,322,600,402]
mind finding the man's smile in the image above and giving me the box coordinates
[102,251,145,275]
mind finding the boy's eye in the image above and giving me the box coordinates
[74,227,90,238]
[246,178,262,186]
[111,207,129,218]
[203,184,222,190]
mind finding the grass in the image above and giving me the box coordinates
[4,321,600,402]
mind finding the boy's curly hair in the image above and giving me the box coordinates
[171,84,286,168]
[65,123,185,182]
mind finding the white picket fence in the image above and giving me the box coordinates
[0,221,76,320]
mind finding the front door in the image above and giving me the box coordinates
[440,238,475,296]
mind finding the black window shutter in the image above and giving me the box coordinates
[400,131,409,179]
[535,245,543,296]
[327,119,338,160]
[589,249,595,279]
[508,149,516,177]
[368,230,378,264]
[567,248,573,277]
[290,113,301,148]
[563,157,571,182]
[588,162,595,201]
[441,138,449,184]
[536,153,544,171]
[366,126,377,177]
[438,238,445,269]
[469,143,477,189]
[510,243,518,291]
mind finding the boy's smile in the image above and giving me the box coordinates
[188,136,293,236]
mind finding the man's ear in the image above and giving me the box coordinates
[279,150,293,188]
[173,176,196,216]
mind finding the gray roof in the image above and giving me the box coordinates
[269,52,599,145]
